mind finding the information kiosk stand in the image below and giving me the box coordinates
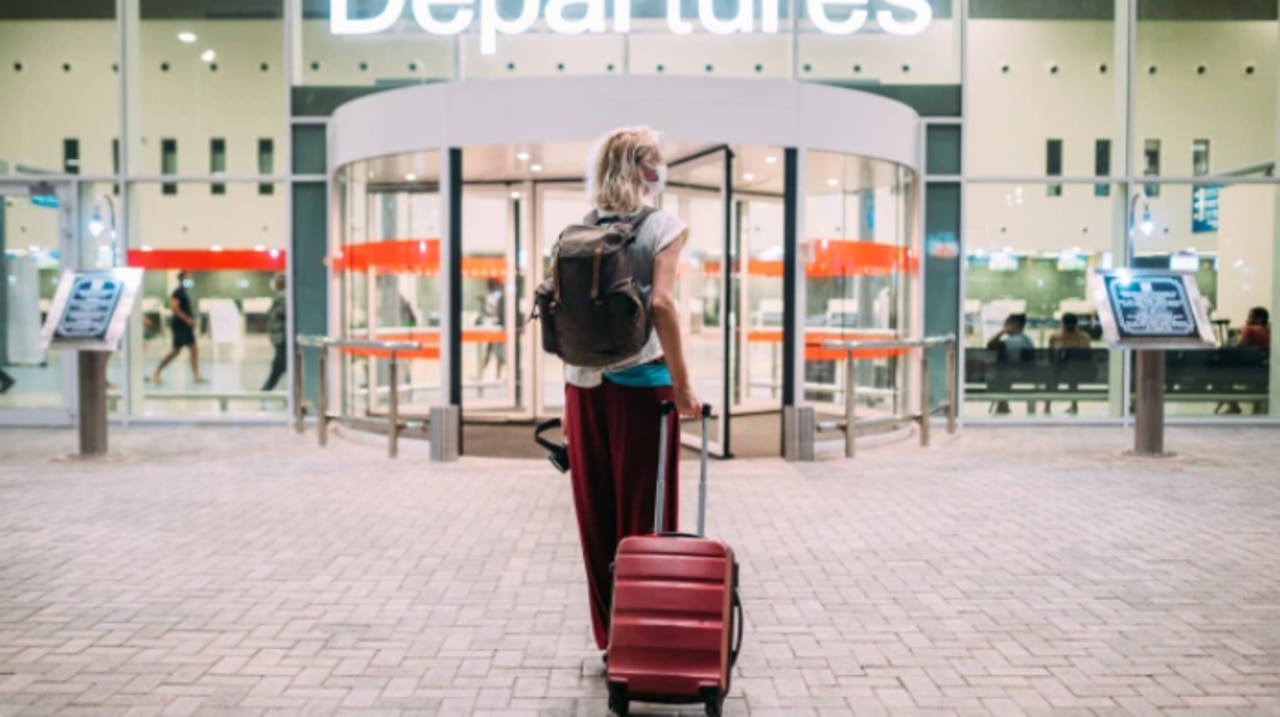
[1090,270,1216,456]
[41,268,143,457]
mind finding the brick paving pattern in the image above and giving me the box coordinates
[0,425,1278,716]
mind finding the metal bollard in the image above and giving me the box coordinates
[919,350,931,447]
[294,342,305,435]
[388,350,400,459]
[317,346,329,448]
[429,404,460,462]
[844,352,857,458]
[77,351,110,457]
[783,405,816,462]
[945,339,957,435]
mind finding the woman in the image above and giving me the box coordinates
[1046,312,1091,416]
[563,126,701,656]
[1225,307,1271,415]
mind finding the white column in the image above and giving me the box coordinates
[1271,0,1280,414]
[1109,0,1135,420]
[120,0,146,417]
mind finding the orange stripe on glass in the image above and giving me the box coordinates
[127,248,286,272]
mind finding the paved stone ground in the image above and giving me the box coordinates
[1,424,1278,717]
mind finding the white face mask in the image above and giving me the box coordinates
[645,163,668,197]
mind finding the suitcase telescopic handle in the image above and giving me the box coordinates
[653,401,713,536]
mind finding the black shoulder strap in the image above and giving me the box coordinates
[605,206,655,233]
[630,206,658,231]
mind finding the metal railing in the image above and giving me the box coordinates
[817,334,958,458]
[294,335,422,458]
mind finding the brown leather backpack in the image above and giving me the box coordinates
[534,208,657,368]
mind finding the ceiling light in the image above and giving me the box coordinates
[367,170,375,179]
[200,49,216,63]
[765,156,777,164]
[516,152,530,161]
[178,32,197,44]
[743,173,755,181]
[827,178,839,187]
[530,164,543,173]
[211,245,223,252]
[511,191,521,199]
[405,173,417,181]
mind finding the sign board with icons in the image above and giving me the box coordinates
[1191,184,1220,234]
[41,268,144,351]
[1089,269,1216,350]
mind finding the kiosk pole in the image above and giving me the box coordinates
[1133,349,1166,456]
[77,351,110,456]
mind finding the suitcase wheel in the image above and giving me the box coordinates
[702,687,724,717]
[607,681,629,717]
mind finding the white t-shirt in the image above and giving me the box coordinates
[563,207,687,388]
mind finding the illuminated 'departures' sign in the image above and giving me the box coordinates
[332,0,933,55]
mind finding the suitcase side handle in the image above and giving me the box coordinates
[697,403,711,537]
[729,588,744,670]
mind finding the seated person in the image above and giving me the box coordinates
[1046,312,1091,416]
[1239,307,1271,351]
[986,313,1035,415]
[1226,307,1271,415]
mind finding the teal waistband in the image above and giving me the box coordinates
[604,362,673,388]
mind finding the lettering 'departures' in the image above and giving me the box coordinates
[331,0,933,55]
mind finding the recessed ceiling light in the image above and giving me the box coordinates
[530,164,543,173]
[200,49,216,63]
[516,152,530,161]
[511,191,521,199]
[765,156,777,164]
[367,170,375,179]
[827,178,839,187]
[178,32,197,44]
[743,173,755,181]
[405,173,417,181]
[211,245,223,252]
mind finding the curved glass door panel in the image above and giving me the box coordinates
[734,193,787,414]
[804,153,919,423]
[460,187,519,413]
[665,148,730,457]
[336,153,442,421]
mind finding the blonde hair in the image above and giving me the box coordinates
[585,126,662,214]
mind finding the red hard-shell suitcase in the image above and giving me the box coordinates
[606,403,744,717]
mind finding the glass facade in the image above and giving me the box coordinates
[0,0,1276,428]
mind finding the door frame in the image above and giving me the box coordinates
[0,179,79,426]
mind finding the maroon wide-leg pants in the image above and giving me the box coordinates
[565,380,680,650]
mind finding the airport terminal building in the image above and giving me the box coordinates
[1,0,1277,456]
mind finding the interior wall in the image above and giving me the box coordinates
[133,183,286,250]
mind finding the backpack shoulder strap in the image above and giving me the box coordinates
[630,206,658,231]
[588,206,657,233]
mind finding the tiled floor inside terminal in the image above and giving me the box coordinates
[1,424,1278,716]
